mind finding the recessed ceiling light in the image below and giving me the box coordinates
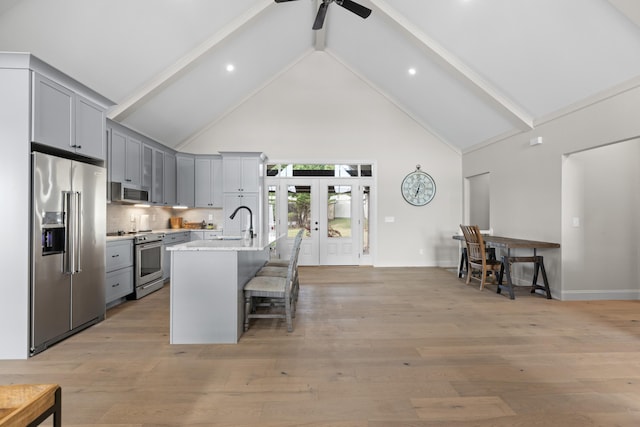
[408,68,417,76]
[226,64,235,73]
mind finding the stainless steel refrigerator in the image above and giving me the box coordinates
[31,151,106,355]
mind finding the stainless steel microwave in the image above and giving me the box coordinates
[110,182,149,204]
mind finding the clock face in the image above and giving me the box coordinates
[401,170,436,206]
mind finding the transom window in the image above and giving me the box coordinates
[267,163,373,177]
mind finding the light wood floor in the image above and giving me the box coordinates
[3,266,640,426]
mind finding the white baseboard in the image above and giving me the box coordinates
[559,289,640,301]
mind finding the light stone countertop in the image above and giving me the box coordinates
[105,228,201,243]
[167,234,279,252]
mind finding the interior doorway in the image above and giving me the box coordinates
[464,172,490,229]
[561,139,640,300]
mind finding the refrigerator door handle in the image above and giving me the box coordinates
[75,191,82,272]
[63,191,73,274]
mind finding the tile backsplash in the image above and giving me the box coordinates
[106,204,224,233]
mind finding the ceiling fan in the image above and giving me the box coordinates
[275,0,372,30]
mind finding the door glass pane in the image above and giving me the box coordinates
[266,164,281,176]
[267,185,277,241]
[288,185,311,238]
[362,186,370,255]
[328,185,351,238]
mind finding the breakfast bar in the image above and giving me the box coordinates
[167,237,274,344]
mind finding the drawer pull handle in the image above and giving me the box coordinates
[112,282,120,288]
[111,254,119,258]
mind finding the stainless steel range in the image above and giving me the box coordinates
[133,232,165,299]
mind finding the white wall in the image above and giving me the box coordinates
[182,51,462,267]
[0,68,31,359]
[463,85,640,299]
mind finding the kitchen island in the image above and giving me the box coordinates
[167,236,276,344]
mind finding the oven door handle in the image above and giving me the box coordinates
[140,282,160,291]
[137,241,163,250]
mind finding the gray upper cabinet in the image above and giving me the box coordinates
[142,144,153,194]
[109,128,141,186]
[222,156,261,193]
[194,156,222,208]
[32,74,72,151]
[125,137,142,185]
[164,153,177,206]
[142,144,170,206]
[221,152,266,237]
[32,72,106,160]
[176,154,195,207]
[152,148,164,205]
[108,122,177,206]
[74,96,105,160]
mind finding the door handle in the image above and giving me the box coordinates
[63,191,72,274]
[75,192,82,273]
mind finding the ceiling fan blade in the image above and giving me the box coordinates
[312,2,329,30]
[274,0,301,3]
[337,0,371,19]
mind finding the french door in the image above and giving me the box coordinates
[268,178,369,266]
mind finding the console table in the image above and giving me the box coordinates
[454,235,560,299]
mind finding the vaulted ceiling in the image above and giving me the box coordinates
[2,0,640,153]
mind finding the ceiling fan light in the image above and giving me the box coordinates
[408,68,417,76]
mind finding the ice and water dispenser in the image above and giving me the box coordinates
[41,211,65,256]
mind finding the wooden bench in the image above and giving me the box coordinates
[0,384,61,426]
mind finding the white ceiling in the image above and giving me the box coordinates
[2,0,640,152]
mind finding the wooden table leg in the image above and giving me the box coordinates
[497,255,516,300]
[52,386,61,427]
[530,256,552,299]
[25,385,61,427]
[458,248,467,278]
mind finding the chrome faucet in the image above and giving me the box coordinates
[229,205,253,239]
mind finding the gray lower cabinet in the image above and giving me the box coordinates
[190,230,222,241]
[163,231,190,281]
[223,193,258,237]
[106,239,134,306]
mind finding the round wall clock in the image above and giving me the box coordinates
[401,165,436,206]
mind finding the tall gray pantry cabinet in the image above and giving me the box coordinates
[0,52,114,359]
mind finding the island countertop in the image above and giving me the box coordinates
[167,234,280,252]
